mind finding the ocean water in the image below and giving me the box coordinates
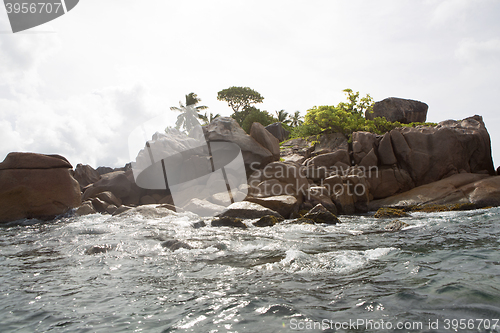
[1,207,499,333]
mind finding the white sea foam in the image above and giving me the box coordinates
[258,247,399,274]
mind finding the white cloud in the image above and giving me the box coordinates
[0,83,166,168]
[455,38,500,64]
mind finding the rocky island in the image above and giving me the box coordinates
[1,98,499,225]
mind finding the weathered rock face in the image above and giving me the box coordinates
[395,116,495,185]
[368,173,491,210]
[204,117,276,171]
[73,164,101,189]
[312,133,348,155]
[347,115,495,199]
[248,161,309,201]
[265,122,290,142]
[302,203,340,224]
[305,149,350,169]
[245,195,298,218]
[218,201,283,219]
[0,153,81,223]
[280,138,314,164]
[82,169,143,205]
[366,97,428,123]
[250,122,280,161]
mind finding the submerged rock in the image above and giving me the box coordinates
[218,201,282,219]
[410,203,476,213]
[302,203,340,224]
[161,239,193,251]
[374,208,409,218]
[211,216,247,229]
[84,244,115,255]
[384,220,409,232]
[253,215,284,227]
[114,204,177,219]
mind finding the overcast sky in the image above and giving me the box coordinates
[1,0,500,168]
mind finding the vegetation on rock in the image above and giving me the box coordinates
[290,89,437,141]
[410,203,477,213]
[253,215,284,227]
[374,208,409,218]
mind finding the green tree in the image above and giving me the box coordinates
[275,110,291,125]
[170,92,208,132]
[217,86,264,114]
[290,111,303,127]
[199,112,221,125]
[241,107,275,133]
[337,88,374,116]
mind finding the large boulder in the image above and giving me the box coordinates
[366,97,428,123]
[265,122,290,142]
[391,116,495,186]
[349,115,495,200]
[73,163,101,189]
[245,195,298,218]
[82,169,143,205]
[0,153,81,223]
[218,201,283,219]
[368,173,491,210]
[250,122,280,161]
[204,117,276,171]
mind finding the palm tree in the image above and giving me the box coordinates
[275,110,291,125]
[199,112,221,125]
[170,93,208,132]
[290,111,304,127]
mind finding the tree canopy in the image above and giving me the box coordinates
[217,86,264,113]
[241,107,275,133]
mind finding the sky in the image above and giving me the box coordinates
[1,0,500,168]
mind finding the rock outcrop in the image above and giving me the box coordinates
[73,164,101,189]
[204,117,278,171]
[0,153,81,223]
[366,97,428,123]
[218,201,282,219]
[265,122,290,142]
[82,169,143,205]
[368,173,494,210]
[250,122,280,161]
[350,115,495,199]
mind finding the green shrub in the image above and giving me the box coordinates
[290,89,437,140]
[240,107,275,133]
